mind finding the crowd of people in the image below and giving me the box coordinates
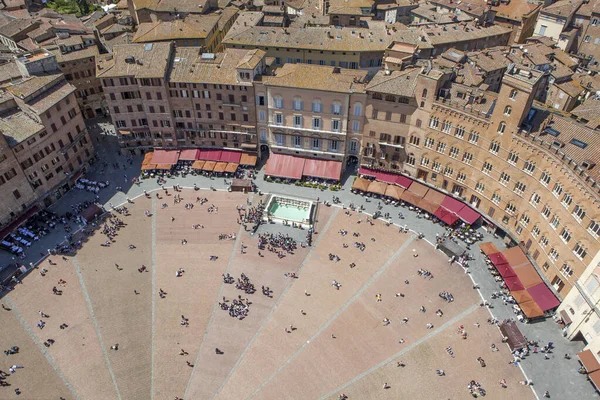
[219,296,251,320]
[99,214,126,247]
[257,233,297,258]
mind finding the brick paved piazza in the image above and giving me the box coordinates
[0,189,533,400]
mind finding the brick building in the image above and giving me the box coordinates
[255,63,367,177]
[0,52,94,227]
[97,42,265,155]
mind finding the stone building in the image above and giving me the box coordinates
[358,61,600,298]
[48,36,105,118]
[222,23,511,69]
[361,68,420,170]
[491,0,541,44]
[255,63,367,177]
[97,42,265,155]
[0,52,94,226]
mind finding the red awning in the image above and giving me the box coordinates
[358,167,412,188]
[505,277,526,291]
[375,171,398,184]
[496,262,517,279]
[199,149,223,161]
[488,252,509,266]
[527,282,560,311]
[440,196,464,214]
[433,207,459,225]
[395,175,413,189]
[456,205,480,224]
[179,149,199,161]
[303,159,342,180]
[358,166,377,177]
[151,149,180,164]
[264,153,305,180]
[220,150,242,163]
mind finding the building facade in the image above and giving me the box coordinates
[0,52,95,227]
[98,42,265,155]
[557,250,600,355]
[256,63,367,170]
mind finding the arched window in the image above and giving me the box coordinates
[497,122,506,134]
[504,106,512,116]
[292,96,303,111]
[332,15,339,26]
[353,102,362,117]
[312,99,322,113]
[509,89,518,100]
[273,95,284,109]
[422,88,428,98]
[331,101,342,115]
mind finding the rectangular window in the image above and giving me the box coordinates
[274,134,284,146]
[549,248,559,262]
[311,138,320,149]
[541,205,551,219]
[540,172,551,186]
[312,118,321,129]
[331,119,340,132]
[530,192,540,207]
[574,242,587,259]
[560,228,571,243]
[552,183,563,198]
[573,205,586,222]
[550,215,560,230]
[275,113,283,125]
[441,121,451,133]
[505,203,516,215]
[293,115,302,128]
[462,152,473,164]
[523,161,535,174]
[560,193,572,208]
[588,220,600,238]
[293,136,302,147]
[514,181,526,195]
[489,142,500,154]
[482,162,492,174]
[468,131,479,144]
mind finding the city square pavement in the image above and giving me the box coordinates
[0,120,596,399]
